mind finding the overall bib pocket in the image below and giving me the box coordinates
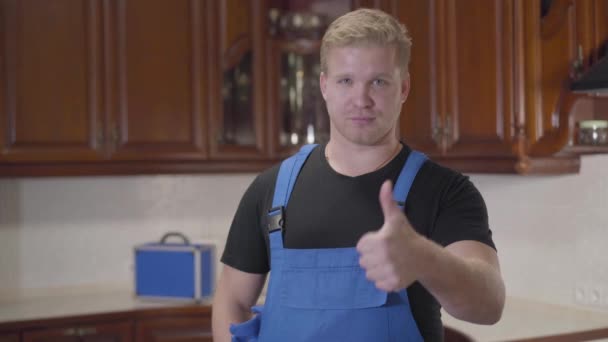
[280,266,388,309]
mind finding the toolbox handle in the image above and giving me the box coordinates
[160,232,191,245]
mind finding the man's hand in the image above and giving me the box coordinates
[356,180,425,292]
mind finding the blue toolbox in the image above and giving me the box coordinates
[134,232,215,301]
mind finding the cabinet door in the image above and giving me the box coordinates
[135,316,212,342]
[396,1,444,156]
[207,0,267,159]
[593,0,608,58]
[104,0,208,161]
[398,0,517,158]
[0,333,19,342]
[441,0,517,158]
[22,321,132,342]
[0,0,106,162]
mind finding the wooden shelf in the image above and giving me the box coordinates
[563,145,608,155]
[432,155,581,175]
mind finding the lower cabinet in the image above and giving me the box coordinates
[135,316,212,342]
[0,306,212,342]
[22,321,132,342]
[0,333,19,342]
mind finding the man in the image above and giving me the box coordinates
[212,8,505,342]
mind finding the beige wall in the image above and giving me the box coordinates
[1,155,607,311]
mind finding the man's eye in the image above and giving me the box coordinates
[338,78,352,85]
[373,79,388,86]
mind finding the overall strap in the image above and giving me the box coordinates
[393,150,428,210]
[267,144,318,235]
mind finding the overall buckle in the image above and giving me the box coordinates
[267,206,285,233]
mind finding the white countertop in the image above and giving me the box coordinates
[0,291,211,325]
[443,296,608,341]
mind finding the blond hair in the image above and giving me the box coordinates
[320,8,412,75]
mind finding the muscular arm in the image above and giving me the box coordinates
[414,239,504,324]
[357,180,505,325]
[211,264,266,342]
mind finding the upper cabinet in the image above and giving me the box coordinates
[0,0,357,176]
[0,0,106,163]
[265,0,353,158]
[0,0,211,175]
[398,0,608,174]
[1,0,607,176]
[207,0,267,160]
[524,0,607,157]
[398,0,521,173]
[103,0,208,162]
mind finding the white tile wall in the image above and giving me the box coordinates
[470,154,608,311]
[0,174,255,299]
[0,155,607,310]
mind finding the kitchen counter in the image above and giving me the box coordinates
[2,292,608,341]
[0,290,212,326]
[443,296,608,341]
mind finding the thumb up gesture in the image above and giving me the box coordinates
[356,180,425,292]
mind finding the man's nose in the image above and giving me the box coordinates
[353,84,374,108]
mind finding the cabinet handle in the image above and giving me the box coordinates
[572,44,584,78]
[432,124,442,143]
[62,328,78,336]
[109,124,119,148]
[96,129,104,148]
[78,327,97,336]
[268,8,280,36]
[444,115,452,144]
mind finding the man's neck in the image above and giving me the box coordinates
[325,139,402,177]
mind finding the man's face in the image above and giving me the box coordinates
[320,45,410,146]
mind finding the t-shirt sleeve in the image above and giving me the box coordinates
[431,172,496,250]
[220,169,276,274]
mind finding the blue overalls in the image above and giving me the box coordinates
[230,144,427,342]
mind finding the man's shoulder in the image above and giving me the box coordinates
[419,157,463,180]
[247,163,281,201]
[248,145,323,198]
[257,162,281,184]
[412,155,476,195]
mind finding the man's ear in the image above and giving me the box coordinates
[320,71,327,100]
[401,72,411,104]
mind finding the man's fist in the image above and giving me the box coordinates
[356,180,424,292]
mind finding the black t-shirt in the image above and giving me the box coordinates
[221,143,495,342]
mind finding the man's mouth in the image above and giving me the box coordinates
[349,117,375,124]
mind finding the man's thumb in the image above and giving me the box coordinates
[379,180,399,222]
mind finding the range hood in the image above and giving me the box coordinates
[571,55,608,94]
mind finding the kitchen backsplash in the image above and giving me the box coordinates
[1,155,608,311]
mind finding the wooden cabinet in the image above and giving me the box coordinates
[0,306,212,342]
[22,321,132,342]
[135,316,212,342]
[397,0,608,174]
[398,0,519,163]
[0,0,106,163]
[0,0,208,166]
[265,0,354,158]
[206,0,267,160]
[528,0,608,157]
[103,0,208,162]
[1,0,607,175]
[0,333,18,342]
[0,0,211,175]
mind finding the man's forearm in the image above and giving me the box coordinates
[414,239,505,324]
[211,286,254,342]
